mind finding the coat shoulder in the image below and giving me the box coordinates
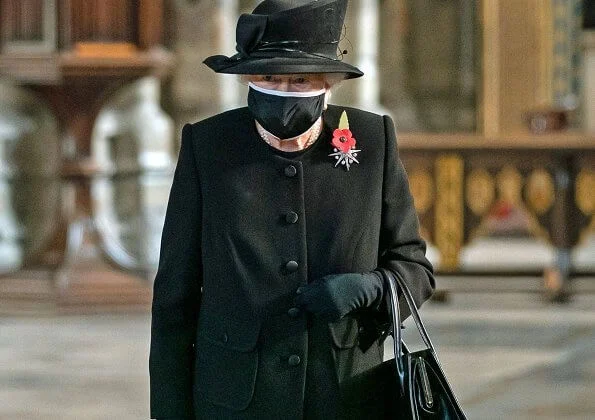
[185,108,252,141]
[190,107,251,127]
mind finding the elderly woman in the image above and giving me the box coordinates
[149,0,434,419]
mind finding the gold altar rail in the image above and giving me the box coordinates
[397,131,595,300]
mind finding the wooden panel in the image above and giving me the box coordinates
[1,0,45,42]
[138,0,163,48]
[1,0,56,52]
[64,0,137,45]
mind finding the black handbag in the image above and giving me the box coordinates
[372,268,467,419]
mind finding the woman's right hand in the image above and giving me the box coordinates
[294,272,383,321]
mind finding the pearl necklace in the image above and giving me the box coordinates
[256,118,322,151]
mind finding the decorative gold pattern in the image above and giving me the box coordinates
[526,169,555,215]
[576,169,595,242]
[466,168,495,216]
[496,166,523,204]
[576,169,594,215]
[408,170,434,214]
[434,154,464,271]
[469,165,550,242]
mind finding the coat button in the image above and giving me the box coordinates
[285,260,299,272]
[284,165,297,177]
[287,307,300,318]
[285,211,299,224]
[221,333,229,343]
[288,354,301,366]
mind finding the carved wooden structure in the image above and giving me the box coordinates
[400,134,594,286]
[0,0,172,312]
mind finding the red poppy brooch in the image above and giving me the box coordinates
[329,111,360,170]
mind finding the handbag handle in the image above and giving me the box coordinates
[379,268,436,392]
[381,268,406,393]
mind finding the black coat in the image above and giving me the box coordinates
[149,105,435,419]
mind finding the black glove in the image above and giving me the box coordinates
[295,272,383,322]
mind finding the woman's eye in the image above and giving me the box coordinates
[293,77,307,84]
[262,75,274,82]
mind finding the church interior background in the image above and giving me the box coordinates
[0,1,594,418]
[0,0,593,308]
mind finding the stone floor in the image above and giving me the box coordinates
[1,282,594,419]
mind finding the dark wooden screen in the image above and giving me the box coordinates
[1,0,45,42]
[60,0,138,47]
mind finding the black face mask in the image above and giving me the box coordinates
[247,83,326,140]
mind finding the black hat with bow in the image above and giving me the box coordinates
[203,0,363,79]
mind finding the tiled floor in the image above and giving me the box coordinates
[1,286,593,419]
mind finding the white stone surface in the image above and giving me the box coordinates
[91,77,175,273]
[460,237,556,271]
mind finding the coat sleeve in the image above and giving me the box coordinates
[150,124,202,419]
[377,114,435,317]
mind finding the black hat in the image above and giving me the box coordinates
[203,0,363,79]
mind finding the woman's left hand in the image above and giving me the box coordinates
[294,272,383,321]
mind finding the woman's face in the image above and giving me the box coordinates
[249,74,327,92]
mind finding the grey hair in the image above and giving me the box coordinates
[238,73,345,89]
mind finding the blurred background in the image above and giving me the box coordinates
[0,0,593,419]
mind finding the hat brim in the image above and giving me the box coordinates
[203,54,363,79]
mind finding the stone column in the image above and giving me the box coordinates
[355,0,382,112]
[551,0,583,111]
[0,111,28,273]
[457,0,477,130]
[0,81,61,273]
[219,0,242,110]
[583,31,595,132]
[378,0,421,130]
